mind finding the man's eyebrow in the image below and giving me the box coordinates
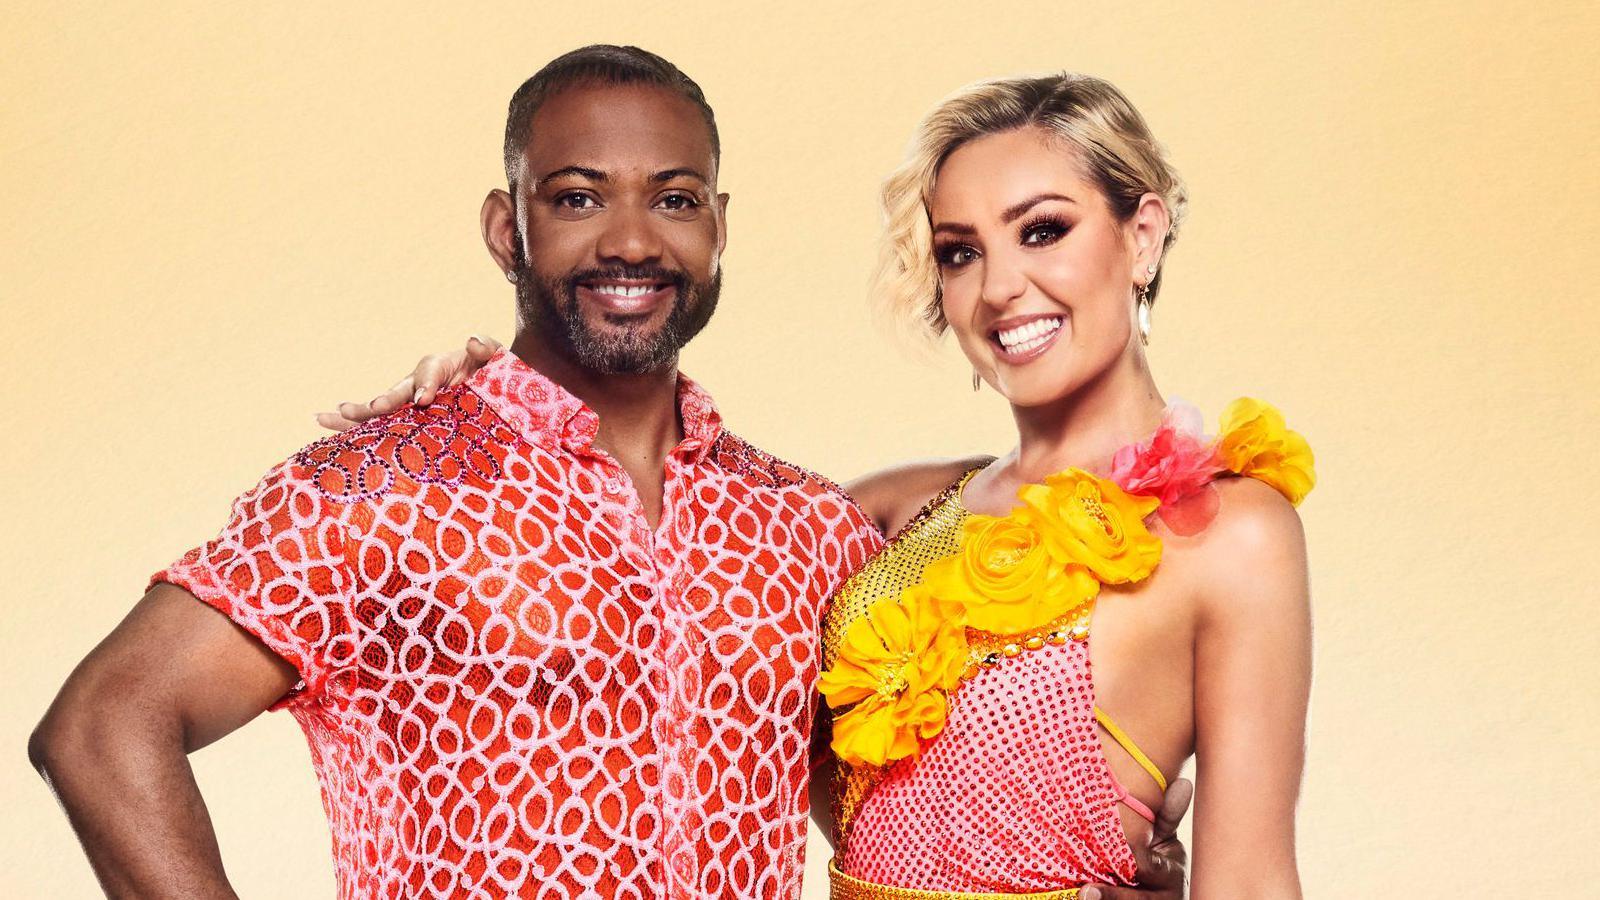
[536,165,608,185]
[1001,193,1075,224]
[652,168,709,185]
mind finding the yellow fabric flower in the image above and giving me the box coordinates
[920,514,1100,635]
[1017,468,1162,585]
[818,587,969,767]
[1216,397,1316,505]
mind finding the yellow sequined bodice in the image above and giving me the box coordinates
[820,470,976,845]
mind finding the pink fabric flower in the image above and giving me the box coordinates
[1106,401,1224,535]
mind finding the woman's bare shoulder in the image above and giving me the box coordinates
[845,455,995,536]
[1183,476,1309,618]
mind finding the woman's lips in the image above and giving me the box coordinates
[989,314,1066,364]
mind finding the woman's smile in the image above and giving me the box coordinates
[989,312,1068,364]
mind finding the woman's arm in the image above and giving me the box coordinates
[314,335,502,431]
[1190,477,1312,899]
[844,456,994,535]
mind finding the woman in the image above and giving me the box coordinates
[327,73,1314,899]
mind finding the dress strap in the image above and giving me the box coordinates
[1107,773,1157,824]
[1093,706,1167,792]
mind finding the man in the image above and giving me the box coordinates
[31,46,1186,899]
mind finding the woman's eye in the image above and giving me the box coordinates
[937,245,978,267]
[658,193,699,211]
[1022,221,1067,245]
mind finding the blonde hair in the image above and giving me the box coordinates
[874,73,1188,336]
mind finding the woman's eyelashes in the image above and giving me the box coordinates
[934,216,1071,268]
[935,242,979,268]
[1019,215,1069,247]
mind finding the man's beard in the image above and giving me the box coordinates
[515,263,721,375]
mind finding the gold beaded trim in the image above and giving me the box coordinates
[829,860,1081,900]
[959,601,1094,681]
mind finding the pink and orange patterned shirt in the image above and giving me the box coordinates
[153,351,882,899]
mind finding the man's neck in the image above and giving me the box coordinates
[508,331,684,467]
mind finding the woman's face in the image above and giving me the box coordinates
[930,126,1153,408]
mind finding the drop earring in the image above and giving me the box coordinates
[1137,285,1153,346]
[972,371,982,392]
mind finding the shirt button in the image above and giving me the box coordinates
[604,479,621,493]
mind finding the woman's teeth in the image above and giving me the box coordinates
[996,317,1064,353]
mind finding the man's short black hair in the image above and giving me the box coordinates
[503,45,720,189]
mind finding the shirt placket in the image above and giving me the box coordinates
[581,436,701,898]
[655,453,701,897]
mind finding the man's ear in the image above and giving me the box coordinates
[482,188,521,276]
[715,192,730,256]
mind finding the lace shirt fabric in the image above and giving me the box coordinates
[153,351,882,899]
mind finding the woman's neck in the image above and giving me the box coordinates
[1006,353,1166,482]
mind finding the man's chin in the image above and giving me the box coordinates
[582,318,673,351]
[570,325,679,374]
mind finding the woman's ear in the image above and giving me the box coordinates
[1130,191,1173,279]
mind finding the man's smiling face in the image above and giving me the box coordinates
[509,81,727,375]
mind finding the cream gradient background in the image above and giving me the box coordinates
[4,2,1597,896]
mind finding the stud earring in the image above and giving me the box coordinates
[1146,262,1158,276]
[505,270,518,283]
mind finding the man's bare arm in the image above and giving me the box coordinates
[29,583,299,899]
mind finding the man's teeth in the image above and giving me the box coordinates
[589,284,658,298]
[996,317,1064,353]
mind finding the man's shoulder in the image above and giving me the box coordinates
[291,385,518,505]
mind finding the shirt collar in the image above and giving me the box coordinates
[467,350,723,462]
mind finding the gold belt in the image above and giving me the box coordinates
[829,860,1080,900]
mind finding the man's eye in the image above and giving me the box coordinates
[659,193,699,211]
[557,193,597,210]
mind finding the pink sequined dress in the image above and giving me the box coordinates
[820,471,1162,899]
[819,398,1314,899]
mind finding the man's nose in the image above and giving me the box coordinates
[595,207,664,265]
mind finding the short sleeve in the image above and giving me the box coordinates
[151,459,359,708]
[815,489,886,600]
